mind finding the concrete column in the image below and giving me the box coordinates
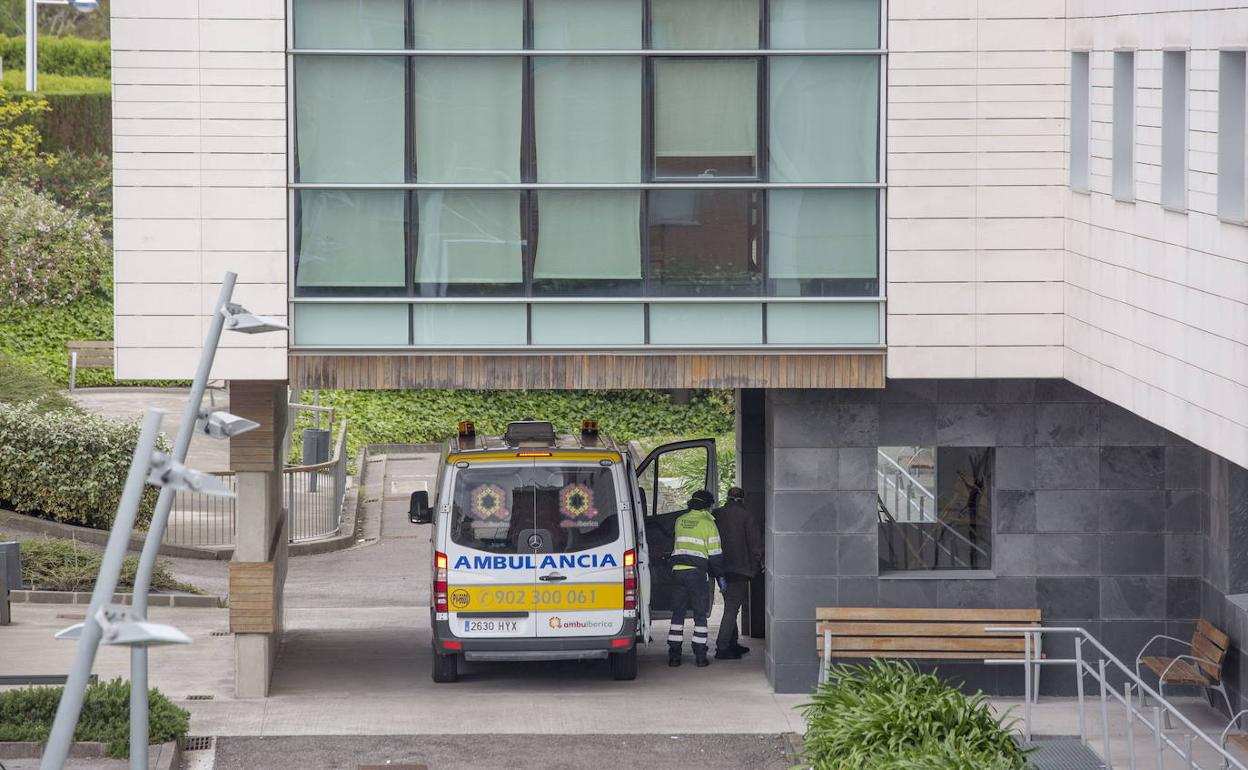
[735,389,766,638]
[228,380,288,699]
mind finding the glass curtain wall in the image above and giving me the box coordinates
[290,0,884,347]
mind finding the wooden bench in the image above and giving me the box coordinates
[66,340,114,390]
[1136,619,1234,727]
[817,607,1043,696]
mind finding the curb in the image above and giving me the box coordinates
[8,590,222,608]
[0,740,181,769]
[0,509,229,561]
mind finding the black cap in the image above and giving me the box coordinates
[727,486,745,501]
[688,490,714,510]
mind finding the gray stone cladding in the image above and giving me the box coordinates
[753,379,1247,703]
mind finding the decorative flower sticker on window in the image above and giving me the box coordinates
[559,483,598,526]
[470,484,509,521]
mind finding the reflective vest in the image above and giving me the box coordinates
[671,509,724,576]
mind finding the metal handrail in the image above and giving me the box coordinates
[877,450,936,503]
[985,626,1247,769]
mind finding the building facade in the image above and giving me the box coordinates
[111,0,1248,698]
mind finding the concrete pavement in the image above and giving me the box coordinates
[67,388,231,473]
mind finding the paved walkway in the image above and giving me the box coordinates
[68,387,231,472]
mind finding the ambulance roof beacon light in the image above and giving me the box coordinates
[458,420,475,438]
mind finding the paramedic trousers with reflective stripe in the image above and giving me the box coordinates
[668,568,711,654]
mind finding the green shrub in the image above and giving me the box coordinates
[0,678,188,758]
[24,150,111,230]
[29,93,112,153]
[0,293,111,386]
[0,180,109,310]
[800,660,1032,770]
[1,69,111,95]
[0,401,167,529]
[0,352,76,413]
[0,35,111,78]
[11,535,196,593]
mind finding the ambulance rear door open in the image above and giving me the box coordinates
[634,440,717,620]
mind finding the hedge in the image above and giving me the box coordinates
[0,35,110,78]
[0,678,188,758]
[31,92,111,153]
[0,180,110,310]
[10,535,196,593]
[0,401,167,529]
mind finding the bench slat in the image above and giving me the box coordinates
[824,651,1032,660]
[825,636,1026,653]
[816,607,1040,623]
[817,621,1038,638]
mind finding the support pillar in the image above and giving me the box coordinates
[735,388,766,639]
[227,380,288,698]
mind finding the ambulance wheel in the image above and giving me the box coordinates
[610,646,638,681]
[432,651,459,683]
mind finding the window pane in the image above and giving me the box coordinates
[415,57,522,183]
[769,0,879,49]
[534,57,641,182]
[415,191,523,289]
[530,304,645,345]
[1070,52,1090,191]
[649,303,762,344]
[1112,51,1136,201]
[651,0,759,49]
[296,56,405,183]
[649,190,760,296]
[770,56,878,183]
[412,0,522,49]
[654,59,758,178]
[878,446,993,571]
[1161,51,1187,210]
[296,190,406,289]
[533,0,642,49]
[766,303,879,344]
[1218,52,1246,222]
[412,303,527,345]
[293,0,405,49]
[294,303,408,346]
[768,189,877,296]
[534,191,642,293]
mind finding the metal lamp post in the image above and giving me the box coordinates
[24,0,98,92]
[40,272,287,770]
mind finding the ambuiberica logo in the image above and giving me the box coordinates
[452,553,618,570]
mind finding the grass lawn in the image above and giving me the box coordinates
[2,68,110,94]
[0,352,77,412]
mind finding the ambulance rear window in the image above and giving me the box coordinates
[449,464,620,554]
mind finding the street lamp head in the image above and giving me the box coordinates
[146,452,235,497]
[68,0,99,12]
[222,302,288,334]
[198,410,259,440]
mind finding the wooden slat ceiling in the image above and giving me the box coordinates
[289,353,885,390]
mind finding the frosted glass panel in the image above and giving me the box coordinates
[533,0,642,49]
[294,304,408,346]
[416,191,523,285]
[770,0,879,49]
[412,304,527,346]
[1070,52,1090,191]
[293,0,405,48]
[1112,51,1136,201]
[770,56,878,183]
[535,58,641,182]
[531,304,645,345]
[651,0,758,49]
[297,190,406,288]
[415,57,522,183]
[768,190,877,280]
[649,303,762,345]
[535,192,641,281]
[296,56,405,183]
[412,0,522,49]
[766,303,880,345]
[655,59,757,178]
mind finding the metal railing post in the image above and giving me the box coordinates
[1126,682,1137,769]
[1075,637,1086,743]
[1153,705,1164,769]
[68,351,77,391]
[1023,631,1032,741]
[1100,658,1113,768]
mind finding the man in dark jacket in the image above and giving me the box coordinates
[712,486,763,659]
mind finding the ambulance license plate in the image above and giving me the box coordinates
[462,619,522,634]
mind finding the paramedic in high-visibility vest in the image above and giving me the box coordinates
[667,489,724,668]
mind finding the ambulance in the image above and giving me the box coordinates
[409,419,716,682]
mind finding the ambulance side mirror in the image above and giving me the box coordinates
[409,491,432,524]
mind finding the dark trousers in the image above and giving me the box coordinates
[668,568,710,654]
[716,576,749,652]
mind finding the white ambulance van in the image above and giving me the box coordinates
[409,419,716,682]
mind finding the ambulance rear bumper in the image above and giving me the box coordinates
[433,617,637,659]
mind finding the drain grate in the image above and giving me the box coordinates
[185,694,214,701]
[209,630,230,637]
[1021,737,1106,770]
[184,736,214,752]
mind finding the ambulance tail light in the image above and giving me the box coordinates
[622,548,637,611]
[435,551,449,613]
